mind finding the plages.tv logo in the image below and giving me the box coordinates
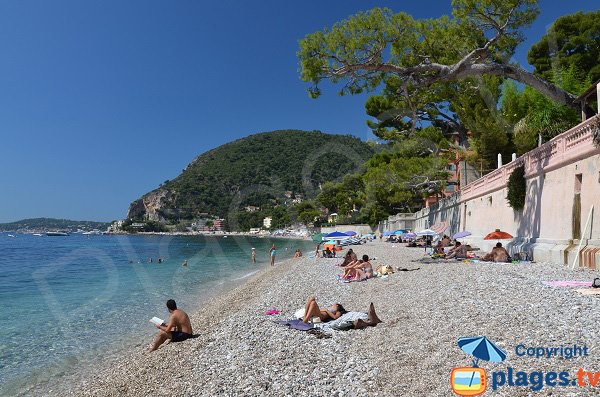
[450,336,507,396]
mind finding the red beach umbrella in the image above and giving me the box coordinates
[483,229,513,240]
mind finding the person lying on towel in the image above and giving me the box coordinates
[303,296,382,330]
[302,296,346,323]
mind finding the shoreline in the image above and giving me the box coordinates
[28,241,600,396]
[25,255,300,397]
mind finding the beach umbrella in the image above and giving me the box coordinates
[401,232,416,239]
[345,231,357,236]
[453,231,472,239]
[393,229,408,235]
[483,229,513,240]
[311,233,323,242]
[416,229,436,236]
[383,231,393,236]
[458,336,507,365]
[430,221,449,235]
[458,336,507,387]
[324,231,350,240]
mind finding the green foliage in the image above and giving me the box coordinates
[502,67,590,155]
[528,10,600,82]
[131,130,374,228]
[0,218,110,232]
[316,173,365,218]
[298,1,539,98]
[120,220,167,233]
[506,165,526,210]
[295,201,321,227]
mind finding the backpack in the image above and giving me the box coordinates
[593,278,600,288]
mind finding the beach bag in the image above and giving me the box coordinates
[592,278,600,288]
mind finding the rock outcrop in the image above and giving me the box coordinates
[127,189,173,221]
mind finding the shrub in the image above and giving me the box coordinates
[506,166,526,210]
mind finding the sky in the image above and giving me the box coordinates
[0,0,597,223]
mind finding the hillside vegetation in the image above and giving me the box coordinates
[0,218,110,232]
[128,130,374,226]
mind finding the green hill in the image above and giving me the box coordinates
[127,130,374,226]
[0,218,110,232]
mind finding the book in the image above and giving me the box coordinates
[149,317,165,326]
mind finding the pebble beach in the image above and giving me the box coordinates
[34,241,600,397]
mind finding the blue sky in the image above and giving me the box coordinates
[0,0,597,222]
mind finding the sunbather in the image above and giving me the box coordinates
[302,298,382,329]
[353,303,383,329]
[342,255,374,281]
[302,296,346,323]
[481,242,511,262]
[434,235,450,254]
[446,241,468,259]
[340,249,358,267]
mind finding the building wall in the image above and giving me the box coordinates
[380,115,600,266]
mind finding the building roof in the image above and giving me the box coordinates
[575,78,600,103]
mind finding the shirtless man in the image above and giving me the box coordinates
[446,241,468,259]
[481,242,510,262]
[149,299,193,352]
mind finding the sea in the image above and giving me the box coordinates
[0,233,315,396]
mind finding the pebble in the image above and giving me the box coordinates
[28,242,600,396]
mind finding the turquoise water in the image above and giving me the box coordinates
[0,233,313,396]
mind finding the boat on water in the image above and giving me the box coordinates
[8,234,16,238]
[82,230,103,235]
[46,232,69,236]
[32,233,43,237]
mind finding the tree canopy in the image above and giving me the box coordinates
[528,10,600,83]
[298,0,578,110]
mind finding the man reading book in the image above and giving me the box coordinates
[149,299,193,352]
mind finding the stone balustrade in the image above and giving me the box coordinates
[460,116,599,202]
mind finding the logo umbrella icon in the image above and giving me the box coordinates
[451,336,507,396]
[458,336,507,367]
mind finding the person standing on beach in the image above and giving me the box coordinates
[149,299,193,352]
[251,248,256,263]
[269,244,276,266]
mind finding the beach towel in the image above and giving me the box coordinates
[265,309,281,315]
[575,289,600,296]
[316,312,368,332]
[542,281,593,288]
[275,319,314,331]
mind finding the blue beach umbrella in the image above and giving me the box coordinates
[401,232,417,239]
[345,231,357,236]
[325,231,350,239]
[394,229,408,235]
[458,336,507,365]
[383,231,393,236]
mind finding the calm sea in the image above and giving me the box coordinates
[0,233,314,396]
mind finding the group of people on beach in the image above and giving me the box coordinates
[421,234,511,262]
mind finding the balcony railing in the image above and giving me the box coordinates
[460,117,599,202]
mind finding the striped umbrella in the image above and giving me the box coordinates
[458,336,507,365]
[430,221,449,235]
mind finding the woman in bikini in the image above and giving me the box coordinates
[342,255,373,281]
[302,296,347,323]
